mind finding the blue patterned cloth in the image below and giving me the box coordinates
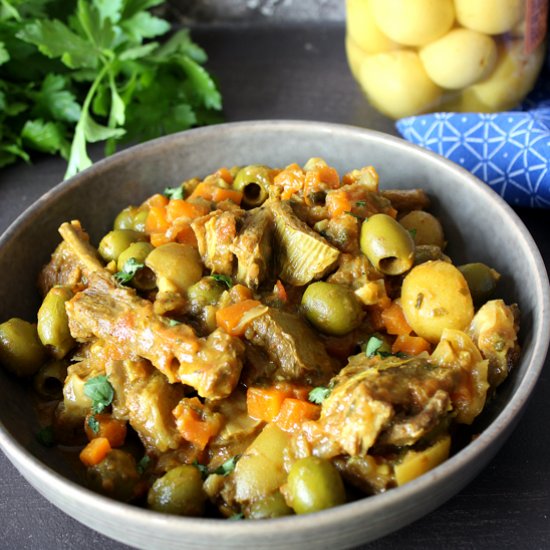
[396,74,550,209]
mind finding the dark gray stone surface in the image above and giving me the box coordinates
[0,21,549,550]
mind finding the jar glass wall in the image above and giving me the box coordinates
[346,0,548,119]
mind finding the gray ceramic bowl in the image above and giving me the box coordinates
[0,121,548,549]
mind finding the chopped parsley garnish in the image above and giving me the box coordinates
[84,375,114,414]
[211,274,233,288]
[229,513,244,521]
[212,455,240,476]
[308,386,331,404]
[87,415,100,434]
[114,258,145,284]
[364,336,393,358]
[356,201,367,207]
[36,426,55,448]
[164,186,185,200]
[167,318,182,327]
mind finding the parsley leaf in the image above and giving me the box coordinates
[364,336,392,358]
[115,257,145,284]
[211,274,233,288]
[229,513,244,521]
[163,185,185,200]
[137,455,151,474]
[87,415,100,434]
[211,455,240,476]
[308,386,331,404]
[84,375,114,414]
[0,1,222,177]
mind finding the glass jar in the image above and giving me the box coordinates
[346,0,548,119]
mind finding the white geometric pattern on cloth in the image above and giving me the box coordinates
[396,108,550,209]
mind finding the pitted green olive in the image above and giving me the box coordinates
[233,164,273,207]
[399,210,445,248]
[145,242,203,293]
[458,262,500,305]
[88,449,142,502]
[147,464,206,516]
[114,206,148,233]
[98,229,145,262]
[37,286,75,359]
[0,318,46,377]
[187,277,225,306]
[248,491,293,519]
[117,242,156,290]
[360,214,415,275]
[33,360,68,399]
[301,281,363,336]
[285,456,346,514]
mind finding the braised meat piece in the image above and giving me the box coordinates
[244,307,336,386]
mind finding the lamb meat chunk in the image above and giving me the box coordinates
[66,272,245,399]
[244,307,336,386]
[269,201,340,286]
[107,358,184,453]
[295,355,463,458]
[230,207,273,289]
[191,209,244,275]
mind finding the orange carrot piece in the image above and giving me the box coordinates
[144,193,169,208]
[145,205,170,234]
[79,437,112,467]
[274,163,304,200]
[173,399,221,450]
[216,299,263,336]
[189,181,216,201]
[174,224,198,246]
[326,189,352,218]
[317,164,340,187]
[166,199,208,222]
[149,231,170,247]
[381,301,412,336]
[247,386,291,422]
[392,334,432,356]
[274,280,287,302]
[275,398,320,432]
[216,167,234,184]
[85,414,127,447]
[211,187,243,205]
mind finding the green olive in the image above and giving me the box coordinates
[117,241,156,290]
[248,491,293,519]
[286,456,346,514]
[0,318,46,377]
[187,277,225,306]
[458,262,500,305]
[114,206,149,233]
[414,244,448,266]
[37,286,75,359]
[98,229,145,262]
[233,164,273,208]
[360,213,415,275]
[147,464,206,516]
[87,449,142,502]
[398,210,445,248]
[146,242,203,293]
[301,281,363,336]
[33,360,68,399]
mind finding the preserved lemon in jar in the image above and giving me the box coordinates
[346,0,548,119]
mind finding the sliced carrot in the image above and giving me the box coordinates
[216,299,263,336]
[247,386,291,422]
[216,167,234,184]
[173,398,222,450]
[326,189,352,218]
[381,301,412,336]
[174,224,197,246]
[149,231,171,247]
[145,205,170,234]
[85,414,127,447]
[211,187,243,205]
[274,279,287,303]
[79,437,111,467]
[392,334,432,356]
[144,193,169,208]
[276,398,320,432]
[317,164,340,188]
[166,199,208,222]
[189,181,215,201]
[274,163,304,200]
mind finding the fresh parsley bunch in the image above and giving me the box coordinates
[0,0,222,178]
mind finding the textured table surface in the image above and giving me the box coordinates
[0,22,549,550]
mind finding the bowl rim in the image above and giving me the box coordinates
[1,119,549,544]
